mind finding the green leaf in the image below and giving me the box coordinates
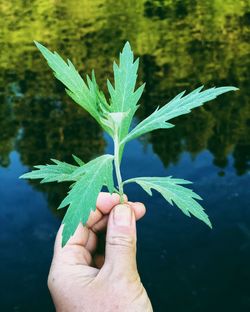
[124,176,212,228]
[34,41,112,136]
[121,86,238,144]
[100,112,128,133]
[72,154,85,166]
[19,159,78,183]
[107,42,145,158]
[59,154,114,246]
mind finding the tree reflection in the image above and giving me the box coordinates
[0,94,18,167]
[0,0,250,213]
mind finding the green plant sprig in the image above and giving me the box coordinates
[20,41,238,246]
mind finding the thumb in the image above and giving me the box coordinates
[104,203,138,276]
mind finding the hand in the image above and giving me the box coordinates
[48,192,153,312]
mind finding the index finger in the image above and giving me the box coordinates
[86,192,127,228]
[96,192,127,214]
[54,192,125,251]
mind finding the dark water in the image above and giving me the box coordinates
[1,0,250,311]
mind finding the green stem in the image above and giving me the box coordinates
[114,127,124,203]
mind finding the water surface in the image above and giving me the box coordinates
[0,1,250,311]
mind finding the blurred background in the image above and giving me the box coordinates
[0,0,250,311]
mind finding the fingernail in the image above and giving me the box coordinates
[113,204,132,226]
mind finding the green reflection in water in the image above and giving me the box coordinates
[0,0,250,209]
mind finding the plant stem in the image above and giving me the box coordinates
[114,128,124,203]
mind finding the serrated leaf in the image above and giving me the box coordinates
[124,176,212,228]
[59,154,114,246]
[121,86,238,144]
[19,159,78,183]
[72,154,85,166]
[34,41,112,136]
[107,42,145,158]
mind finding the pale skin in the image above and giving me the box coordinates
[48,192,153,312]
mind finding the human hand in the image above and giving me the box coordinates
[48,192,153,312]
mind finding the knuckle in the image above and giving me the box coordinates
[47,271,54,290]
[107,234,135,249]
[47,267,59,291]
